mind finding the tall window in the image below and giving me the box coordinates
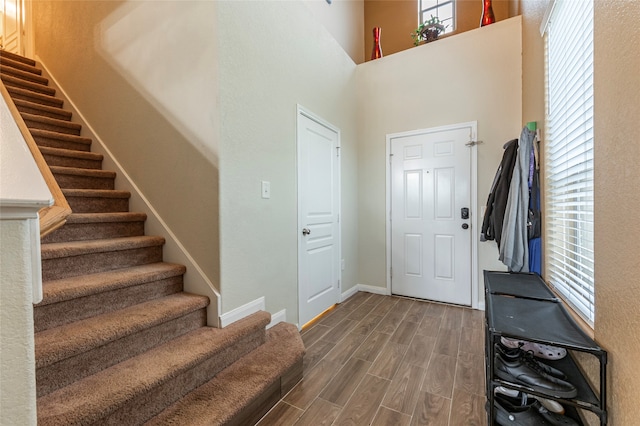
[544,0,594,325]
[420,0,455,34]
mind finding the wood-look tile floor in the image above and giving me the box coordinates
[257,292,487,426]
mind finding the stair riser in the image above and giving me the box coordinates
[34,135,91,152]
[42,220,144,244]
[35,276,183,333]
[65,195,129,213]
[37,308,206,397]
[52,173,115,190]
[43,153,102,170]
[1,66,49,84]
[23,118,81,136]
[2,76,56,96]
[42,245,163,281]
[16,103,71,121]
[96,332,266,425]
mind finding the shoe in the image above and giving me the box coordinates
[496,342,567,380]
[491,393,554,425]
[536,402,579,426]
[495,386,565,414]
[501,337,567,360]
[491,393,579,426]
[494,352,578,399]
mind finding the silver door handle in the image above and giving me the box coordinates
[302,228,311,236]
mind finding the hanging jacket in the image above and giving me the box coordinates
[500,127,535,272]
[480,139,518,246]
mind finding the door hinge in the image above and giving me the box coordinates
[337,279,340,288]
[389,153,394,164]
[337,213,340,223]
[390,267,393,278]
[336,146,341,157]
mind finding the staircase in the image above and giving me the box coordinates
[1,50,304,425]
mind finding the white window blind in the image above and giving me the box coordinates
[544,0,594,325]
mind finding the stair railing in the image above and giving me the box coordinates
[1,81,71,236]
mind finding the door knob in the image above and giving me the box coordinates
[462,223,469,230]
[302,228,311,236]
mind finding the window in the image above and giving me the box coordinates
[543,0,594,325]
[420,0,455,34]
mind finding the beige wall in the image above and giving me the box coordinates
[364,0,511,60]
[357,17,522,305]
[306,0,365,64]
[217,1,359,323]
[31,1,221,297]
[519,0,640,423]
[592,1,640,423]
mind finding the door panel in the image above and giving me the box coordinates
[391,125,472,306]
[298,109,340,327]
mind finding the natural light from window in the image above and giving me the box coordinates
[420,0,455,34]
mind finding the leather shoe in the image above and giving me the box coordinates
[491,393,553,425]
[494,352,578,398]
[496,342,567,380]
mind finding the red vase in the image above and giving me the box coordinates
[371,27,383,60]
[481,0,496,27]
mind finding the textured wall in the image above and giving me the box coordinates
[31,1,221,295]
[593,0,640,423]
[217,1,359,323]
[305,0,365,64]
[0,221,38,425]
[357,17,522,305]
[363,0,512,60]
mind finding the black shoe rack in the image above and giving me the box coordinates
[484,271,607,425]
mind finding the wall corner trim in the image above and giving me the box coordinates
[219,297,266,328]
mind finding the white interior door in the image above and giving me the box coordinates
[1,0,23,54]
[390,124,473,305]
[297,107,340,327]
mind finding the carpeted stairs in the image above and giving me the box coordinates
[1,50,304,425]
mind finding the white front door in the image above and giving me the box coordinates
[297,107,340,327]
[390,123,474,305]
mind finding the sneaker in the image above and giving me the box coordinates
[495,386,565,415]
[501,337,567,360]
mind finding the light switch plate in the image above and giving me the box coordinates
[261,181,271,199]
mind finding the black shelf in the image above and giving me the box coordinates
[484,271,607,425]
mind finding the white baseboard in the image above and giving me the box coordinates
[357,283,390,295]
[477,301,485,311]
[267,309,287,329]
[340,285,359,302]
[219,297,265,328]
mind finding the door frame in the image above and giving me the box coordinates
[386,121,479,309]
[296,104,342,327]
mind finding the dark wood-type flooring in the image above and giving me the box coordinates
[257,292,487,426]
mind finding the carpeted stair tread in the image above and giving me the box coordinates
[62,188,131,213]
[1,72,56,95]
[0,49,38,67]
[6,85,63,108]
[37,312,271,426]
[1,63,49,85]
[35,292,210,368]
[31,128,92,151]
[50,165,116,189]
[40,146,103,169]
[41,235,164,260]
[146,322,305,426]
[39,262,184,306]
[21,112,81,135]
[50,165,116,179]
[12,98,72,121]
[0,53,41,75]
[41,212,147,243]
